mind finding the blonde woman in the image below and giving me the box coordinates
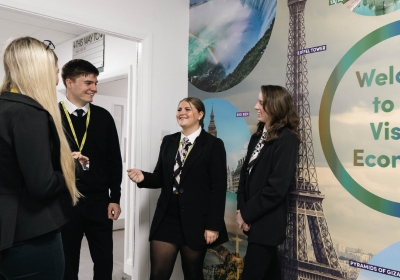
[0,37,84,279]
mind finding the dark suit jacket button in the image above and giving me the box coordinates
[179,189,184,194]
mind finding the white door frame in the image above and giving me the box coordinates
[0,5,153,279]
[97,65,137,277]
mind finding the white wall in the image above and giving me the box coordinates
[0,1,189,279]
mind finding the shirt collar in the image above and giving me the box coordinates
[63,97,89,116]
[180,126,201,145]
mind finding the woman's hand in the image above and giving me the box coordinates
[242,223,251,231]
[127,168,144,183]
[204,230,219,244]
[236,210,244,228]
[72,152,89,168]
[236,210,251,231]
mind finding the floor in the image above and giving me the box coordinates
[78,230,131,280]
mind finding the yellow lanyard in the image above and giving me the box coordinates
[61,101,90,152]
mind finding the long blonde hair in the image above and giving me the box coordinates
[1,37,81,205]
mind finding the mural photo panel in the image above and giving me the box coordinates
[332,0,400,16]
[190,0,400,279]
[189,0,276,92]
[202,98,250,278]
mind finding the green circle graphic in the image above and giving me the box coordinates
[319,20,400,217]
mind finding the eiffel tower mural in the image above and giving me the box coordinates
[279,0,347,279]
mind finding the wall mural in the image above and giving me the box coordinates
[202,98,250,278]
[189,0,400,279]
[189,0,276,92]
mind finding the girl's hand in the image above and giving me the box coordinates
[127,168,144,183]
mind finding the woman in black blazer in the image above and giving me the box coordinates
[236,85,300,280]
[128,97,228,280]
[0,37,84,280]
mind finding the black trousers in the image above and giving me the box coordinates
[61,200,113,280]
[0,232,64,280]
[242,242,281,280]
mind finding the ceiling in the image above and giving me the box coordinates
[0,9,90,50]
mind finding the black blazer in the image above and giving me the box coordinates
[237,127,299,246]
[0,92,72,254]
[138,129,228,250]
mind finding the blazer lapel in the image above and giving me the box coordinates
[247,135,259,156]
[167,133,180,184]
[179,129,208,183]
[251,141,269,171]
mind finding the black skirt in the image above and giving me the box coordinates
[151,194,187,245]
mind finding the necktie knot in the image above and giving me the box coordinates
[181,137,191,151]
[75,109,84,117]
[261,131,266,141]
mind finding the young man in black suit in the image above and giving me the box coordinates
[59,59,123,280]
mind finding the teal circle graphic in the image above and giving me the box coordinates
[319,20,400,217]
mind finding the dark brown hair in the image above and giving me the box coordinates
[178,97,206,129]
[254,85,300,142]
[61,59,99,87]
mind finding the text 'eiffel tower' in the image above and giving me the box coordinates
[279,0,347,279]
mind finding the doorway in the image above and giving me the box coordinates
[0,7,143,279]
[95,78,129,230]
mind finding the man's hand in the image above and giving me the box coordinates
[204,230,219,244]
[71,152,89,168]
[108,203,121,220]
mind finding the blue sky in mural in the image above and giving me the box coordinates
[189,0,276,92]
[357,241,400,280]
[203,98,250,170]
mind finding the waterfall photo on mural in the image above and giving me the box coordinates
[189,0,276,92]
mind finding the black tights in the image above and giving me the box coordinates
[150,240,206,280]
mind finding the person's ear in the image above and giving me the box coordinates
[65,78,73,88]
[198,111,204,120]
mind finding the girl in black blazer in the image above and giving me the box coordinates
[128,97,228,280]
[0,37,85,280]
[236,85,300,280]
